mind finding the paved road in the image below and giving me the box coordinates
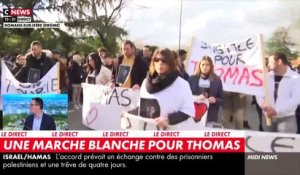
[68,107,92,130]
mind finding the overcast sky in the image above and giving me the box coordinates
[116,0,300,49]
[35,0,300,50]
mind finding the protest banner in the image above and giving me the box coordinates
[187,36,264,96]
[245,130,300,152]
[121,100,209,130]
[1,61,59,94]
[83,83,210,130]
[82,83,139,130]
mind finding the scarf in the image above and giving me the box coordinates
[146,71,179,94]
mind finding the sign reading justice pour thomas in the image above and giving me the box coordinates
[187,36,264,96]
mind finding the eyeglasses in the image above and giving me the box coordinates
[30,103,39,106]
[154,57,166,63]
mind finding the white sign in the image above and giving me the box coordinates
[245,130,300,152]
[187,36,264,96]
[1,61,59,94]
[121,100,209,130]
[82,83,139,130]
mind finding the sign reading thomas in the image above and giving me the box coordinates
[187,36,264,96]
[82,83,139,130]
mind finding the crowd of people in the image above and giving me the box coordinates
[1,39,300,133]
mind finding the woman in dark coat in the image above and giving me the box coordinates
[188,56,224,127]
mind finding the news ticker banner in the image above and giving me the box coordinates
[0,131,243,153]
[0,130,299,153]
[2,8,62,28]
[0,153,245,173]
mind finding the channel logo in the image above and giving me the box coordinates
[2,8,32,23]
[3,8,32,16]
[2,8,62,28]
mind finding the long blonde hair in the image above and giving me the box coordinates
[194,56,217,80]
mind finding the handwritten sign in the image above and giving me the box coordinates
[82,83,139,130]
[121,100,209,130]
[187,36,263,96]
[1,61,59,94]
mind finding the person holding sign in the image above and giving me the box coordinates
[124,48,194,129]
[85,52,111,85]
[15,41,55,83]
[256,53,300,133]
[188,56,224,127]
[112,40,148,89]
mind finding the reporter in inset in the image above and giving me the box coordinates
[15,41,55,83]
[188,56,224,127]
[85,52,111,85]
[127,48,194,128]
[23,97,56,130]
[256,52,300,133]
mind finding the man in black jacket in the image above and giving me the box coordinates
[15,41,55,83]
[112,40,148,89]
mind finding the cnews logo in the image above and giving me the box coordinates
[3,8,32,16]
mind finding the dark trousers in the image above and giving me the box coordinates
[296,105,300,134]
[252,96,263,131]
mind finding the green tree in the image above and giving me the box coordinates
[150,45,159,53]
[50,0,128,55]
[287,18,300,55]
[0,0,75,54]
[267,27,298,60]
[72,36,104,55]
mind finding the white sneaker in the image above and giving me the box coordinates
[74,105,79,110]
[78,104,82,108]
